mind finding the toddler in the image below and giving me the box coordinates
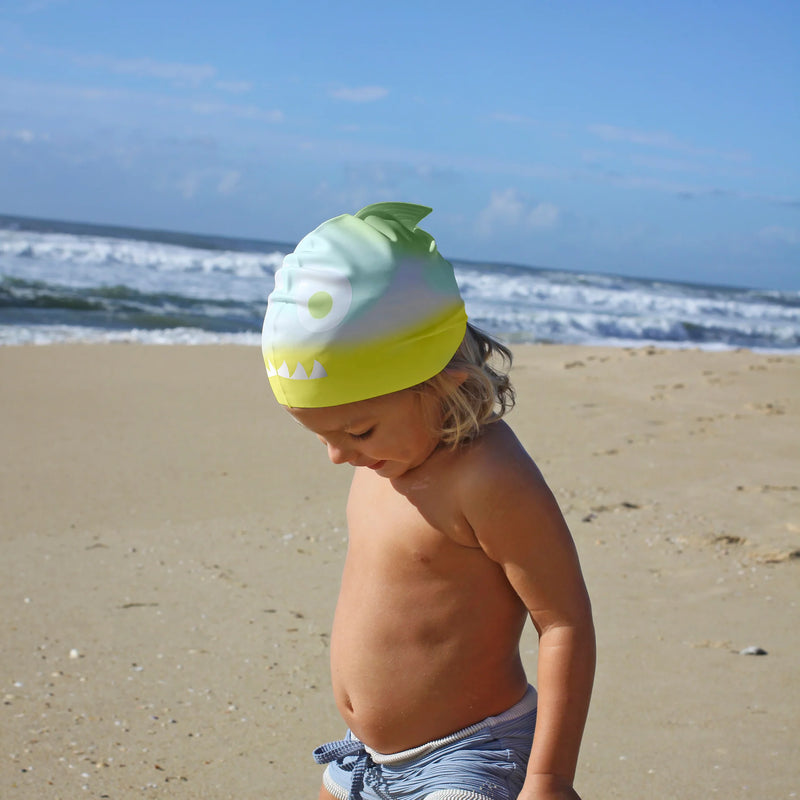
[262,203,595,800]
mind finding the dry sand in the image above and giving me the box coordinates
[1,343,798,799]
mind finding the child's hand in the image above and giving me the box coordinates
[518,773,583,800]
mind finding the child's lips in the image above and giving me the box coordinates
[367,460,386,470]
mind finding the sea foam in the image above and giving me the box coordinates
[1,217,798,351]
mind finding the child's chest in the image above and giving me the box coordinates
[346,467,481,567]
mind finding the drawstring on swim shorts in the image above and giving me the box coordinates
[314,736,392,800]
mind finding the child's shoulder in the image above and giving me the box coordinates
[449,422,569,554]
[450,420,545,495]
[461,419,529,461]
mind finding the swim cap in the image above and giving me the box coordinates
[262,202,467,407]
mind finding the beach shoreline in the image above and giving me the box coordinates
[2,343,798,799]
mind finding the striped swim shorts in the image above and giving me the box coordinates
[313,685,537,800]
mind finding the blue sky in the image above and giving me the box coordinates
[1,0,798,289]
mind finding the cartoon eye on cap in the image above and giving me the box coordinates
[293,268,353,332]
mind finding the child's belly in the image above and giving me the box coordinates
[327,549,529,753]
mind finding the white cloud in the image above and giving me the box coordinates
[188,100,283,122]
[489,112,548,129]
[174,168,242,199]
[21,41,252,94]
[74,53,217,85]
[329,85,389,103]
[217,170,241,196]
[490,112,531,125]
[758,225,800,246]
[588,123,680,149]
[588,123,749,163]
[629,154,706,174]
[342,160,458,188]
[214,80,253,94]
[21,0,67,11]
[177,172,201,199]
[476,189,559,237]
[0,128,44,143]
[528,201,559,228]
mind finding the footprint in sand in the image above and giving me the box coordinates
[736,484,798,493]
[745,401,786,415]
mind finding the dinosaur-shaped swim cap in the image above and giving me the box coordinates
[262,202,468,407]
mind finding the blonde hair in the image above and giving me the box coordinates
[415,324,515,447]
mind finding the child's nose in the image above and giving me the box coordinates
[326,441,355,465]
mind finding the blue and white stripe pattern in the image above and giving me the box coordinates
[314,686,537,800]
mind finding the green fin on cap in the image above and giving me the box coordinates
[355,202,432,232]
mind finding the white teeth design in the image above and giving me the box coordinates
[267,359,327,380]
[292,362,309,380]
[308,360,327,379]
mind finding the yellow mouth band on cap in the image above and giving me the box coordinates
[261,202,468,408]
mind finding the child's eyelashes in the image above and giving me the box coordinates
[350,427,375,441]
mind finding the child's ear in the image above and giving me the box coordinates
[444,368,469,387]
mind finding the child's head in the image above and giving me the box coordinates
[262,202,514,449]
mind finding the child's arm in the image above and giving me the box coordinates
[462,432,596,800]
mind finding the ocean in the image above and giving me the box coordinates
[1,214,798,352]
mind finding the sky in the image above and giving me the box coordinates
[1,0,798,290]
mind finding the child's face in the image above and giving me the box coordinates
[288,389,442,480]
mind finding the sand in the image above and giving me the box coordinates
[1,343,798,799]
